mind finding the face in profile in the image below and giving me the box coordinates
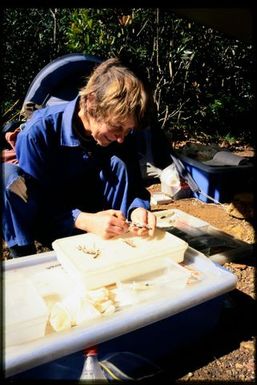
[79,102,136,147]
[88,116,135,146]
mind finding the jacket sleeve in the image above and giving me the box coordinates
[114,133,151,218]
[16,118,55,187]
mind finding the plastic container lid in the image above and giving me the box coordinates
[52,229,188,290]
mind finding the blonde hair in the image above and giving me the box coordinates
[79,58,150,128]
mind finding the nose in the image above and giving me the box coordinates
[114,131,126,143]
[116,135,125,143]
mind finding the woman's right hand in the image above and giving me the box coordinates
[74,209,129,239]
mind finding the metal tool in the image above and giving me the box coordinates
[125,220,152,230]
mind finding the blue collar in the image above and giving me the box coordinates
[61,96,81,147]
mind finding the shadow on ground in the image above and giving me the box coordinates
[155,288,255,382]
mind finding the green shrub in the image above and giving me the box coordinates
[2,8,255,145]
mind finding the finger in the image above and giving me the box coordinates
[132,210,156,229]
[137,227,149,236]
[129,226,148,236]
[131,208,148,226]
[112,210,126,221]
[147,214,157,237]
[107,216,129,235]
[105,226,127,238]
[112,211,129,231]
[138,209,148,227]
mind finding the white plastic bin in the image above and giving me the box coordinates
[4,247,237,378]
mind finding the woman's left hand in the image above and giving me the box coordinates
[129,207,156,237]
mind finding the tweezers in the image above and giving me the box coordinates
[126,220,152,230]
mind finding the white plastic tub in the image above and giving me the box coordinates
[4,272,49,347]
[3,247,237,378]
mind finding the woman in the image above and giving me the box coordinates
[2,58,156,257]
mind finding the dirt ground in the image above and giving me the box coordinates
[147,183,256,383]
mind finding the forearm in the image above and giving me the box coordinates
[74,211,95,232]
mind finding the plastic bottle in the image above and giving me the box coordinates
[80,346,108,382]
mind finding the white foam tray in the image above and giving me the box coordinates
[3,247,237,377]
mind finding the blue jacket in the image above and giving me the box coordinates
[16,97,150,222]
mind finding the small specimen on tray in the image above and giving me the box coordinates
[77,244,101,258]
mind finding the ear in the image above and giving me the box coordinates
[86,92,96,107]
[83,92,97,119]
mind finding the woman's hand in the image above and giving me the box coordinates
[130,207,156,237]
[75,208,156,239]
[75,209,129,239]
